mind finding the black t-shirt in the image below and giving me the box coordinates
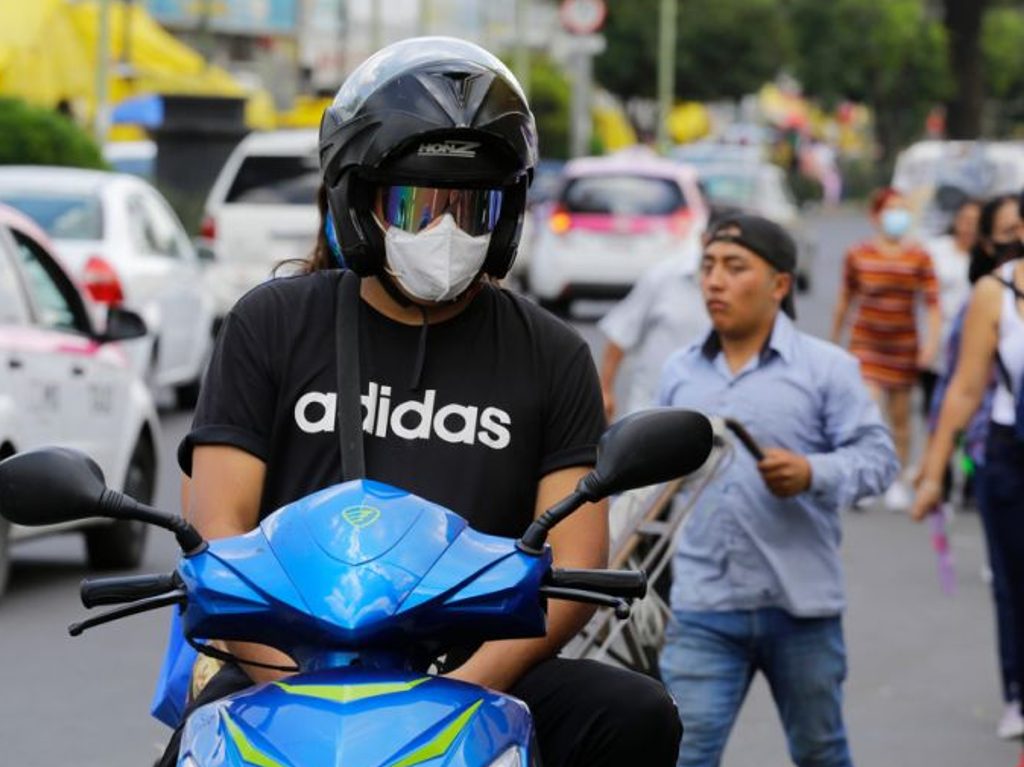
[178,272,605,538]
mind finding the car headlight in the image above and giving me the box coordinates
[487,746,524,767]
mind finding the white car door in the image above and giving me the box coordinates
[0,228,44,452]
[9,229,126,472]
[124,187,209,386]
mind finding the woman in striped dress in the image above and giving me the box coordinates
[831,187,940,511]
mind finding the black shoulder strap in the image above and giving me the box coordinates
[335,270,365,481]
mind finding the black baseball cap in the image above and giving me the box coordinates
[706,213,798,318]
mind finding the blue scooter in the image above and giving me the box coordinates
[0,409,712,767]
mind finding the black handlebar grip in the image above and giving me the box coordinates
[80,573,178,609]
[547,568,648,599]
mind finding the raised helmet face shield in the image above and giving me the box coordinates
[376,184,504,237]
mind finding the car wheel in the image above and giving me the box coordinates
[0,517,10,599]
[85,438,154,570]
[539,297,571,317]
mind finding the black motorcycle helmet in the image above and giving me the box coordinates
[319,37,538,280]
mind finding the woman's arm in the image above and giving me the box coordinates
[831,250,857,344]
[443,465,608,692]
[911,279,1002,521]
[918,302,942,370]
[186,445,294,683]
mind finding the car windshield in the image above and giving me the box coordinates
[225,155,321,205]
[0,193,103,240]
[562,175,684,215]
[700,173,758,206]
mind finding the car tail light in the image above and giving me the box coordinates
[200,214,216,241]
[82,255,124,305]
[669,209,693,238]
[549,205,573,235]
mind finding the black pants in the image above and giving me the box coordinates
[982,425,1024,709]
[158,657,682,767]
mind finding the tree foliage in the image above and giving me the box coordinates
[0,98,106,169]
[528,55,572,160]
[982,6,1024,99]
[596,0,793,102]
[781,0,950,157]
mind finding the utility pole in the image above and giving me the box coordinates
[656,0,677,152]
[514,0,530,99]
[420,0,432,36]
[94,0,111,141]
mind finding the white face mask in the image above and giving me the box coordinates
[383,214,491,303]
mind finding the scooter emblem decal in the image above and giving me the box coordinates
[342,505,381,529]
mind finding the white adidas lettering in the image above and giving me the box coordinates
[293,382,511,449]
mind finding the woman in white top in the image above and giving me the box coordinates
[913,251,1024,764]
[921,199,980,412]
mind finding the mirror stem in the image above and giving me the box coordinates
[99,489,206,554]
[517,490,588,555]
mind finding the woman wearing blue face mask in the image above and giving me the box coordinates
[831,187,941,512]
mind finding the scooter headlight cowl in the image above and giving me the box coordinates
[487,746,524,767]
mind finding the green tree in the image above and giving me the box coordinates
[788,0,951,160]
[596,0,793,102]
[0,98,106,169]
[528,56,572,160]
[982,6,1024,99]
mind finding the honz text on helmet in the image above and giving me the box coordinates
[294,382,511,449]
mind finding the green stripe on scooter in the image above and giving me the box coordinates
[274,676,431,704]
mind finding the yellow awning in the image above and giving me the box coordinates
[0,0,275,133]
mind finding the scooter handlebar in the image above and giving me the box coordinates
[80,573,180,609]
[546,568,647,600]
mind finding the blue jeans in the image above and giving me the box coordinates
[660,608,853,767]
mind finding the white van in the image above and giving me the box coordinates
[892,140,1024,236]
[200,129,321,320]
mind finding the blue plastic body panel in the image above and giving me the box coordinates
[180,669,535,767]
[172,479,551,765]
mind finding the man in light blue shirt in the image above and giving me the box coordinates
[657,214,898,767]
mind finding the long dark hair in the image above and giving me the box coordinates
[275,182,334,275]
[968,193,1018,283]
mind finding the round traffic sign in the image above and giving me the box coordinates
[560,0,607,35]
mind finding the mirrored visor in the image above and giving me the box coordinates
[378,185,504,236]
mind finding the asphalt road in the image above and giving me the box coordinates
[0,207,1017,766]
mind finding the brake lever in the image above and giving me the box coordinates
[68,590,186,637]
[539,586,631,619]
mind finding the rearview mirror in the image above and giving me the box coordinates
[0,448,205,552]
[0,448,108,526]
[101,306,148,343]
[518,408,713,554]
[579,408,714,499]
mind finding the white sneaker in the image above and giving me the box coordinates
[998,701,1024,739]
[884,480,912,513]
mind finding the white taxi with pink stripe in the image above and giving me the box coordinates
[0,205,161,598]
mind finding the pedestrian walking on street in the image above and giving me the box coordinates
[831,187,941,512]
[598,244,708,420]
[658,213,898,767]
[913,210,1024,761]
[921,198,980,416]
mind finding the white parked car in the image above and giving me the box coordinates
[200,129,320,319]
[0,204,161,596]
[528,148,708,315]
[0,167,216,407]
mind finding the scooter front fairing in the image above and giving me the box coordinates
[180,668,535,767]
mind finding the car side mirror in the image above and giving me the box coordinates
[100,306,148,343]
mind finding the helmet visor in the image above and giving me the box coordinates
[379,185,504,237]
